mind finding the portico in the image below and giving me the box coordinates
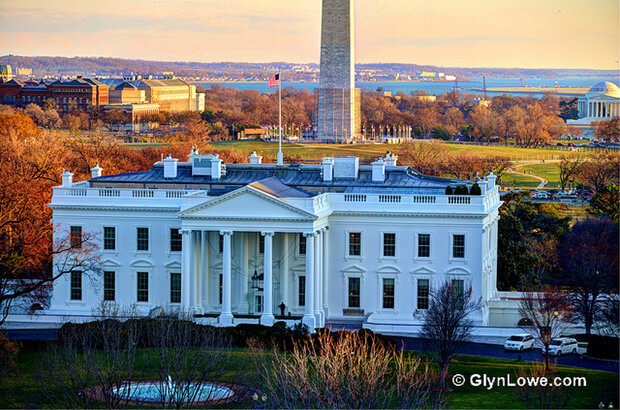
[178,182,328,328]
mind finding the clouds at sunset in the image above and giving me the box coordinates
[0,0,617,69]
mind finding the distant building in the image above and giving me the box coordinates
[103,103,160,132]
[100,76,200,112]
[109,81,146,104]
[420,71,436,78]
[235,128,264,140]
[0,64,12,82]
[470,98,492,108]
[569,81,620,127]
[16,67,33,76]
[0,76,109,113]
[414,95,436,102]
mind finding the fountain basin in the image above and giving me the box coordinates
[111,381,235,403]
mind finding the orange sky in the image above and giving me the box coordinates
[0,0,618,69]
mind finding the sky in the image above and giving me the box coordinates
[0,0,618,70]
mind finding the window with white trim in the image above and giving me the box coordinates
[383,233,396,257]
[452,234,465,258]
[348,232,361,256]
[417,234,430,258]
[382,278,395,309]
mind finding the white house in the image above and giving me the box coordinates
[44,149,503,333]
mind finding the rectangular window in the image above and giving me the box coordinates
[104,271,115,301]
[137,227,149,251]
[348,277,361,308]
[298,276,306,306]
[103,227,116,250]
[70,226,82,249]
[452,279,464,308]
[382,278,395,309]
[418,234,430,258]
[259,234,265,254]
[170,272,181,303]
[218,235,223,254]
[255,295,263,313]
[218,274,223,304]
[170,228,182,252]
[70,271,82,300]
[383,233,396,257]
[137,271,148,302]
[417,279,429,310]
[298,234,306,255]
[453,234,465,258]
[348,232,361,256]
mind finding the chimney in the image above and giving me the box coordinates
[90,163,103,179]
[322,157,334,182]
[210,154,223,180]
[385,151,398,167]
[76,75,83,80]
[163,154,178,179]
[249,151,263,164]
[371,157,385,182]
[487,170,497,190]
[61,169,74,187]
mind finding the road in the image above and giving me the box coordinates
[397,337,619,373]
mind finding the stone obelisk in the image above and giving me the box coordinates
[317,0,361,142]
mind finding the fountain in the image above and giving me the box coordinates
[109,376,235,405]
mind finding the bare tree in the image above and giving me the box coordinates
[40,304,142,408]
[596,295,619,338]
[421,280,480,392]
[515,361,572,409]
[518,287,574,371]
[558,157,582,192]
[146,313,231,409]
[558,217,618,335]
[0,228,99,326]
[252,330,440,409]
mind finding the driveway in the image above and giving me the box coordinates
[397,337,619,373]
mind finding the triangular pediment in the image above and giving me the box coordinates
[179,186,317,221]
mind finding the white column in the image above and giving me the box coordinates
[181,230,192,312]
[238,232,250,314]
[193,231,201,313]
[322,227,329,320]
[280,233,289,312]
[201,230,209,312]
[261,231,275,326]
[302,232,316,329]
[219,230,234,326]
[314,230,323,326]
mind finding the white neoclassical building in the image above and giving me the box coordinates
[569,81,620,129]
[43,150,503,333]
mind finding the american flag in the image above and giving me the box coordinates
[269,73,280,88]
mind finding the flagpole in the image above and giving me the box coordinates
[277,68,283,165]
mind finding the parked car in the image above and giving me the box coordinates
[531,192,549,199]
[541,337,579,356]
[504,334,535,351]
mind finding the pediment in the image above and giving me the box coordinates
[99,258,122,268]
[130,259,155,268]
[179,187,317,221]
[164,260,182,269]
[377,265,401,274]
[342,264,367,274]
[410,266,436,275]
[446,267,471,276]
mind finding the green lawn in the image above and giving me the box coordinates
[1,344,616,409]
[207,140,588,162]
[501,172,542,188]
[517,163,562,188]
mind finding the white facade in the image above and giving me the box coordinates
[45,151,502,332]
[569,81,620,128]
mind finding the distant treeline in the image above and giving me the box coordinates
[0,55,616,78]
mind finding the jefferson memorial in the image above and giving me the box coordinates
[35,149,507,335]
[569,81,620,129]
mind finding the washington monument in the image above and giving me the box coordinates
[317,0,361,142]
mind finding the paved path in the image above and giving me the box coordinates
[397,337,619,373]
[506,166,548,189]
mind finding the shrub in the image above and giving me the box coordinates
[252,329,440,409]
[0,333,19,376]
[445,186,453,195]
[469,183,482,195]
[455,185,469,195]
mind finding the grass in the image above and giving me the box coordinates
[0,343,616,409]
[517,163,562,188]
[501,172,542,188]
[206,140,589,162]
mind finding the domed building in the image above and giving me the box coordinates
[570,81,620,127]
[0,64,12,83]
